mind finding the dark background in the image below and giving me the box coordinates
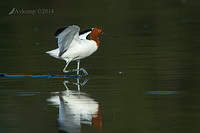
[1,0,200,133]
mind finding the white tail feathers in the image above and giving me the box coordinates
[46,48,59,59]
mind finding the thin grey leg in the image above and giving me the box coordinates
[69,68,88,75]
[63,60,88,75]
[76,60,80,75]
[63,61,71,73]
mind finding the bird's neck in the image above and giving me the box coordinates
[90,34,100,47]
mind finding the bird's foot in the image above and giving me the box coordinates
[80,68,88,76]
[63,68,88,76]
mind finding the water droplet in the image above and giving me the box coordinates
[119,71,123,74]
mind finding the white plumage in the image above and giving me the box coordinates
[46,25,103,75]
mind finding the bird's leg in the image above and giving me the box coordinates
[77,60,88,75]
[76,60,89,75]
[68,60,88,75]
[63,60,80,75]
[76,60,80,75]
[63,60,88,76]
[63,61,71,73]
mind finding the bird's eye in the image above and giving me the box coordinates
[98,30,101,33]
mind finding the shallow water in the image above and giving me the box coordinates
[1,0,200,133]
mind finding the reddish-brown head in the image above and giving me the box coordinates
[90,27,103,47]
[91,27,103,37]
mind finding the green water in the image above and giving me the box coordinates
[1,0,200,133]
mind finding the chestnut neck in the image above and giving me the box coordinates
[90,32,100,47]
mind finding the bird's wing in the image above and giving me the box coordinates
[79,29,92,40]
[55,25,80,57]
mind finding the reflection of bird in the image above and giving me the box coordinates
[46,25,103,75]
[47,90,102,133]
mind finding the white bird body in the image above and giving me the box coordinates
[46,39,97,61]
[61,39,98,61]
[46,25,103,75]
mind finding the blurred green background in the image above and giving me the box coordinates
[1,0,200,133]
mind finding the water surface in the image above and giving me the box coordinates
[1,0,200,133]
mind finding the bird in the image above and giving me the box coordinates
[46,25,103,75]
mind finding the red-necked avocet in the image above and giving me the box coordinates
[46,25,117,75]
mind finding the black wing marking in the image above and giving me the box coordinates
[54,26,69,37]
[79,28,92,35]
[79,28,92,40]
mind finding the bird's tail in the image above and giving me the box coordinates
[46,48,59,59]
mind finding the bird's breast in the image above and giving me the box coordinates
[77,40,98,57]
[61,40,98,61]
